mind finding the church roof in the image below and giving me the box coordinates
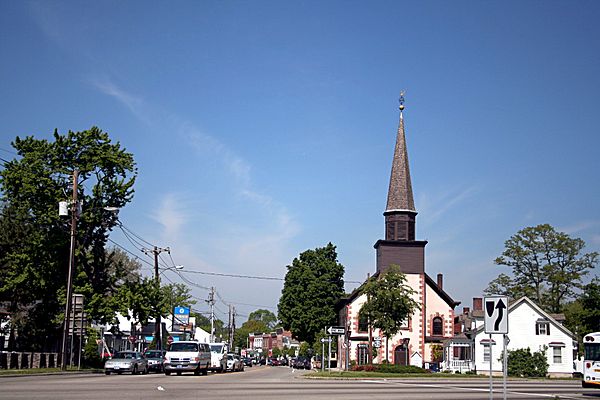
[385,98,416,213]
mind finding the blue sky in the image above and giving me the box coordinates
[1,1,599,323]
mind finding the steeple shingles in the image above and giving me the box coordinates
[385,108,416,213]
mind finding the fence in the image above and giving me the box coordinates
[0,352,60,369]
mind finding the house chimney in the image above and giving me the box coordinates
[437,273,443,290]
[473,297,483,311]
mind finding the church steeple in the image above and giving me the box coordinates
[384,92,417,241]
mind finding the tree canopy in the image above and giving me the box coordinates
[485,224,598,313]
[359,265,420,362]
[0,127,137,350]
[278,243,345,345]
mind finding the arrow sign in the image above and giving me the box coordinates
[484,296,509,334]
[327,326,345,335]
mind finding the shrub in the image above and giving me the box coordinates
[350,363,426,374]
[506,347,548,378]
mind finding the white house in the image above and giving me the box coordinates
[468,297,576,377]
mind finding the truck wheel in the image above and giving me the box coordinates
[202,364,208,375]
[164,371,171,376]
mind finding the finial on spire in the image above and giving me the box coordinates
[399,90,405,112]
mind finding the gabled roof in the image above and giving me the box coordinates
[473,296,576,340]
[424,273,461,308]
[336,271,460,310]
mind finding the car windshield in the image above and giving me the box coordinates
[210,344,224,353]
[114,352,137,359]
[169,342,198,352]
[145,351,164,358]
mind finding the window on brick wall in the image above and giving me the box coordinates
[358,311,369,333]
[432,316,443,336]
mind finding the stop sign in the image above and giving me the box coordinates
[167,336,174,345]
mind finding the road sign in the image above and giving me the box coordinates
[373,337,382,348]
[320,337,332,343]
[167,336,174,345]
[128,335,136,344]
[327,326,345,335]
[484,296,508,334]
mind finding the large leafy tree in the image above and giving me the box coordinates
[563,277,600,345]
[233,319,269,350]
[232,308,277,349]
[359,265,420,362]
[0,127,136,350]
[247,309,277,330]
[485,224,598,313]
[278,243,345,344]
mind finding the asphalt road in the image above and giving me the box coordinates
[1,366,599,400]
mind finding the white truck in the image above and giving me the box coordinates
[209,342,228,373]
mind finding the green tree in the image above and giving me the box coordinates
[233,319,269,350]
[278,243,345,344]
[247,309,277,330]
[564,277,600,346]
[0,127,136,350]
[359,265,420,363]
[486,224,598,313]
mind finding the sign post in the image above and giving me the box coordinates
[484,296,509,400]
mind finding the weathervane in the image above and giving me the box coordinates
[399,90,405,111]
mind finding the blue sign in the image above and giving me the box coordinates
[173,306,190,329]
[175,306,190,315]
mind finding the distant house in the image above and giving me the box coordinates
[336,99,460,368]
[248,328,294,357]
[445,296,577,377]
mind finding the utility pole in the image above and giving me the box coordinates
[142,246,170,350]
[61,169,78,370]
[228,305,232,348]
[207,287,215,342]
[231,306,236,350]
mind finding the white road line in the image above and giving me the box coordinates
[358,379,583,399]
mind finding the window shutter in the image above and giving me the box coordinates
[535,323,539,335]
[547,324,550,335]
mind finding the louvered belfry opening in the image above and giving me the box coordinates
[384,211,416,241]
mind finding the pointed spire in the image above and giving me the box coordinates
[385,92,416,213]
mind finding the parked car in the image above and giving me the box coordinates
[163,341,211,376]
[293,356,311,370]
[104,351,149,375]
[209,342,228,373]
[144,349,166,373]
[226,353,243,371]
[268,357,280,366]
[242,357,253,367]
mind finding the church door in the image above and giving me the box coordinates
[394,344,408,366]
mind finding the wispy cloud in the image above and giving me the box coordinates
[418,185,477,226]
[150,193,189,241]
[89,76,147,121]
[558,220,599,235]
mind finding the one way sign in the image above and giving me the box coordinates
[484,296,509,334]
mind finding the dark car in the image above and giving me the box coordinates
[293,356,311,370]
[268,357,280,366]
[145,349,166,372]
[242,357,253,367]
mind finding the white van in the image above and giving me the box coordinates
[163,341,211,376]
[209,342,228,372]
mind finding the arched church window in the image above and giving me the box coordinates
[432,316,443,336]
